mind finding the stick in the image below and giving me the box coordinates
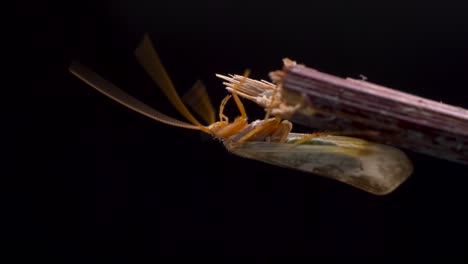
[217,59,468,165]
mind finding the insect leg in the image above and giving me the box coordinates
[219,94,232,122]
[237,117,282,144]
[292,133,328,146]
[270,120,293,143]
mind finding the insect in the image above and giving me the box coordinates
[69,34,413,195]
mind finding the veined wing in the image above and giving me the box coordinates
[225,133,413,195]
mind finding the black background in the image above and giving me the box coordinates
[10,0,468,259]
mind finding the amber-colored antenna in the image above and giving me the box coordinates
[69,61,203,131]
[134,34,204,127]
[182,80,216,125]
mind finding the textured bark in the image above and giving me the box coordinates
[276,64,468,165]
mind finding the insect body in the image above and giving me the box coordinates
[69,34,413,195]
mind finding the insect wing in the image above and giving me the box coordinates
[226,134,413,195]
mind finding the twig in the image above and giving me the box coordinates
[217,59,468,165]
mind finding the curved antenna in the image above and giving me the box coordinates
[69,61,202,131]
[134,34,203,127]
[182,80,216,125]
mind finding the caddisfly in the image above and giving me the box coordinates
[69,34,413,195]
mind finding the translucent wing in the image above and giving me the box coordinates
[69,61,201,130]
[225,133,413,195]
[182,80,216,125]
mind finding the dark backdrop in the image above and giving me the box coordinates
[10,0,468,259]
